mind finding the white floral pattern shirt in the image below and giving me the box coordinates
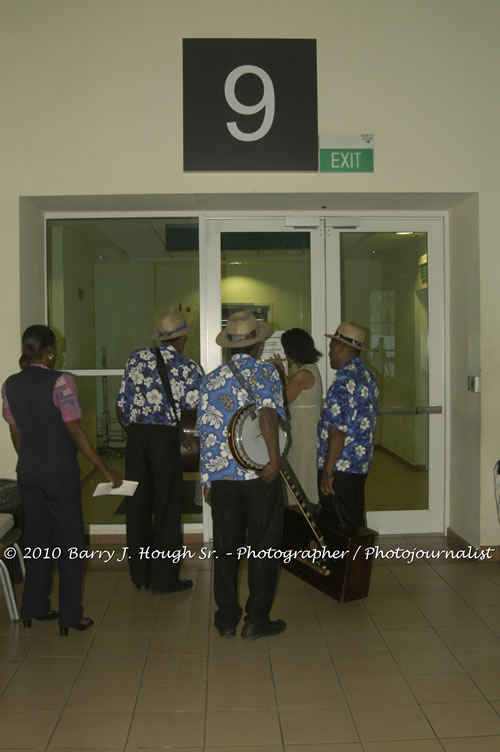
[117,345,203,427]
[317,357,378,474]
[196,353,286,485]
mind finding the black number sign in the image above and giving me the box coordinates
[183,38,318,172]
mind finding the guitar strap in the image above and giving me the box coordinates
[154,347,192,450]
[228,359,258,401]
[154,347,180,421]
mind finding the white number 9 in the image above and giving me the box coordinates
[224,65,275,142]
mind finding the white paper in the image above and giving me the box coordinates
[93,480,138,497]
[260,330,287,367]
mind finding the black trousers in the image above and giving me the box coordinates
[125,424,183,590]
[211,477,283,628]
[317,470,367,529]
[18,468,84,626]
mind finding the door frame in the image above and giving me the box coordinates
[202,215,327,540]
[40,208,449,539]
[325,217,446,534]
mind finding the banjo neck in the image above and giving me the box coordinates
[227,402,327,558]
[279,459,326,549]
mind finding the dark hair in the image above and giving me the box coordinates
[19,324,56,369]
[281,328,322,365]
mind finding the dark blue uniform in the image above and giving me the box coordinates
[5,367,84,626]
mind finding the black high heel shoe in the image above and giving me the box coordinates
[59,617,94,636]
[22,609,59,628]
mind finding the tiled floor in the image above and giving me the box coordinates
[2,535,500,750]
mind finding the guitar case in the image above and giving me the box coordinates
[281,506,376,602]
[179,409,200,473]
[223,367,375,603]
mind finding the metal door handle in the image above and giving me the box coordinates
[378,406,442,415]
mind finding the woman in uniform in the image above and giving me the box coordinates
[2,325,122,635]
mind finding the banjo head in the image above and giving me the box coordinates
[228,404,288,471]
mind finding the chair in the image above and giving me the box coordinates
[0,513,25,621]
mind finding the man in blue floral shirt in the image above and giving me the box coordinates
[317,322,378,529]
[117,308,203,594]
[197,311,287,640]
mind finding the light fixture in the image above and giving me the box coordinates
[395,231,414,236]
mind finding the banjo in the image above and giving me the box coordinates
[228,402,330,575]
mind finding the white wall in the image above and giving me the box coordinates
[1,0,499,545]
[448,196,481,545]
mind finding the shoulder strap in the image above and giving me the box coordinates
[154,347,179,423]
[228,359,258,402]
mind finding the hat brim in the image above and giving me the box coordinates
[152,324,196,341]
[326,333,370,351]
[216,321,272,348]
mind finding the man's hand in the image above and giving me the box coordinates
[258,459,281,483]
[320,473,335,497]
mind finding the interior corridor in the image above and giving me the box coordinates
[2,536,500,750]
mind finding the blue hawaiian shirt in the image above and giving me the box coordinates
[196,353,286,485]
[317,357,378,474]
[117,345,203,427]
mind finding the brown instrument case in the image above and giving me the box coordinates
[281,506,376,602]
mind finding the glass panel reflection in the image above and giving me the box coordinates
[340,231,429,512]
[47,217,202,526]
[220,232,311,349]
[47,218,200,370]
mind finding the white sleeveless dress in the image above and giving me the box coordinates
[285,363,323,506]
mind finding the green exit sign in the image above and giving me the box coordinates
[319,134,374,173]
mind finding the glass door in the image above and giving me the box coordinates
[203,217,326,539]
[325,218,445,534]
[46,216,202,535]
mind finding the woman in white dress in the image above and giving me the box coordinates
[273,329,323,506]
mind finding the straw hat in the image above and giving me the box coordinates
[152,308,195,341]
[326,322,369,351]
[216,310,272,349]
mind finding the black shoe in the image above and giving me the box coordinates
[135,584,150,592]
[215,622,237,638]
[23,609,59,628]
[241,619,287,640]
[152,579,193,595]
[59,617,94,636]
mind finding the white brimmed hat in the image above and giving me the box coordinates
[152,308,195,341]
[326,322,369,351]
[216,311,272,349]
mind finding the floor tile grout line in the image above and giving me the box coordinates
[41,565,123,751]
[423,551,500,718]
[336,560,444,744]
[372,552,500,736]
[269,581,319,752]
[112,569,161,752]
[312,587,365,749]
[4,535,500,748]
[201,560,215,752]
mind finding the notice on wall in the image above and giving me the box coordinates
[319,133,374,172]
[260,330,287,372]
